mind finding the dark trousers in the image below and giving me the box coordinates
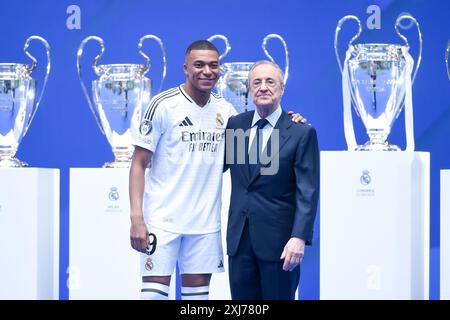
[228,220,300,300]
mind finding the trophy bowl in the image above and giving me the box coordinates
[335,15,422,151]
[93,64,151,167]
[0,36,50,167]
[77,35,166,168]
[0,64,36,167]
[216,62,255,114]
[208,34,289,114]
[348,44,408,151]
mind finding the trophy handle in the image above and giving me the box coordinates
[207,34,231,61]
[138,35,167,94]
[334,15,362,73]
[23,35,51,131]
[446,40,450,80]
[262,34,289,84]
[395,14,423,84]
[76,36,105,134]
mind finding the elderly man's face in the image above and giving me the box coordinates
[249,64,284,108]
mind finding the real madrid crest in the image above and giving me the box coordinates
[216,112,224,127]
[145,257,154,271]
[139,120,152,136]
[360,170,371,186]
[108,187,119,201]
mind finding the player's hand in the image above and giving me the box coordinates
[130,217,149,253]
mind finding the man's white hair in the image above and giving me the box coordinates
[248,60,285,85]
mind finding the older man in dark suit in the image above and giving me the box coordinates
[224,60,319,300]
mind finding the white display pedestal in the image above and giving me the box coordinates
[0,168,59,299]
[320,152,429,300]
[441,170,450,300]
[69,168,176,300]
[209,171,231,300]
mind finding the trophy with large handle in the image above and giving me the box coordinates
[0,36,51,167]
[77,35,166,168]
[208,34,289,113]
[335,14,422,151]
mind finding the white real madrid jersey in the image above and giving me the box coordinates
[132,85,237,234]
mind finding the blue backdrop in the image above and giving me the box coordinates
[1,0,449,299]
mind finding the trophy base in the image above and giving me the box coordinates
[0,157,29,168]
[355,141,400,151]
[102,160,131,168]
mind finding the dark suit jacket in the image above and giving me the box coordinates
[225,110,319,261]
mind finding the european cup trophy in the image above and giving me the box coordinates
[208,34,289,113]
[0,36,51,167]
[335,15,422,151]
[77,35,166,167]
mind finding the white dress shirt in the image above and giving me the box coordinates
[248,105,282,152]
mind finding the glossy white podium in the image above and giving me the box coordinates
[320,152,429,299]
[0,168,59,299]
[441,170,450,300]
[69,168,176,300]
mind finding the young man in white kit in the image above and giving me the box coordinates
[129,40,237,300]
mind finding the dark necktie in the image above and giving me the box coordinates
[248,118,269,177]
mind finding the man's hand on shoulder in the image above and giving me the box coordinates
[288,110,308,124]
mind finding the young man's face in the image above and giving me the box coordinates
[249,64,284,108]
[183,49,220,93]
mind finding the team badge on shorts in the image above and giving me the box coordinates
[139,120,152,135]
[216,112,224,127]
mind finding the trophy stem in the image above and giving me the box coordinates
[0,155,28,168]
[102,151,132,168]
[356,133,400,151]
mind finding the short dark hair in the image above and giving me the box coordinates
[185,40,219,56]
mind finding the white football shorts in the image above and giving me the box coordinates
[140,225,225,276]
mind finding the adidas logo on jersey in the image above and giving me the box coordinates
[217,260,224,268]
[179,116,194,127]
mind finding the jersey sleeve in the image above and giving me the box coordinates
[132,99,166,153]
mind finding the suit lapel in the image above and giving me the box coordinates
[248,111,292,185]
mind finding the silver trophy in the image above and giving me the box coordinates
[0,36,51,167]
[446,40,450,80]
[208,34,289,113]
[77,35,166,168]
[335,15,422,151]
